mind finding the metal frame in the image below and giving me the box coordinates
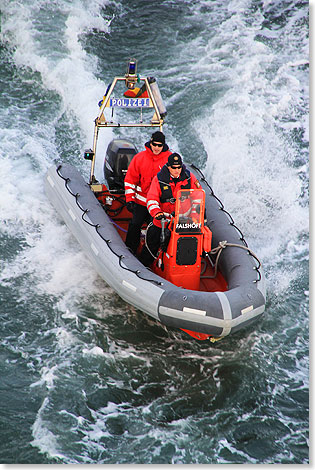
[89,76,165,184]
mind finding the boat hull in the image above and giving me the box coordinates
[45,163,266,338]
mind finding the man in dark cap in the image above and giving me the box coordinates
[124,131,172,254]
[138,152,201,266]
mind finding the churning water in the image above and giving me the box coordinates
[0,0,309,464]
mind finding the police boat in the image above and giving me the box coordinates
[45,60,266,341]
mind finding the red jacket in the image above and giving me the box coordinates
[147,165,200,227]
[124,142,171,206]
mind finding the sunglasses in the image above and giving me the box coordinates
[151,142,163,147]
[170,165,182,169]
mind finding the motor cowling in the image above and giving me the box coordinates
[104,139,138,191]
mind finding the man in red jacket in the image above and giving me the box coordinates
[138,153,200,266]
[124,131,171,253]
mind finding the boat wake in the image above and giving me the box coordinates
[0,0,308,464]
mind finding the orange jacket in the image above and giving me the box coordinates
[147,165,200,227]
[124,142,171,206]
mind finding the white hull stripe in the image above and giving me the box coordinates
[91,243,99,256]
[47,175,55,187]
[122,280,137,292]
[159,304,265,336]
[68,208,76,221]
[241,305,253,314]
[183,307,206,316]
[215,291,232,336]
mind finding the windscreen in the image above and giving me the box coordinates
[175,189,205,233]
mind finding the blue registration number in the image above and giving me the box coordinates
[109,98,150,107]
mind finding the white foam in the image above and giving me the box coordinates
[0,2,116,354]
[31,397,67,461]
[30,366,59,390]
[82,346,106,356]
[1,0,111,145]
[0,1,308,465]
[190,1,308,293]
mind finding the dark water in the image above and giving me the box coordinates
[0,0,309,464]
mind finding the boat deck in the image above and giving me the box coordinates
[96,189,227,294]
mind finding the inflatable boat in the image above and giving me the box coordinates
[45,60,266,341]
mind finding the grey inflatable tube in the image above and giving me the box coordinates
[45,163,266,338]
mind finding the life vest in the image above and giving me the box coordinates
[124,142,171,206]
[158,165,191,203]
[147,166,200,227]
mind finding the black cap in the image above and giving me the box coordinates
[151,131,165,144]
[167,152,183,167]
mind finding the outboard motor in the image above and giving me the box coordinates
[104,139,138,191]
